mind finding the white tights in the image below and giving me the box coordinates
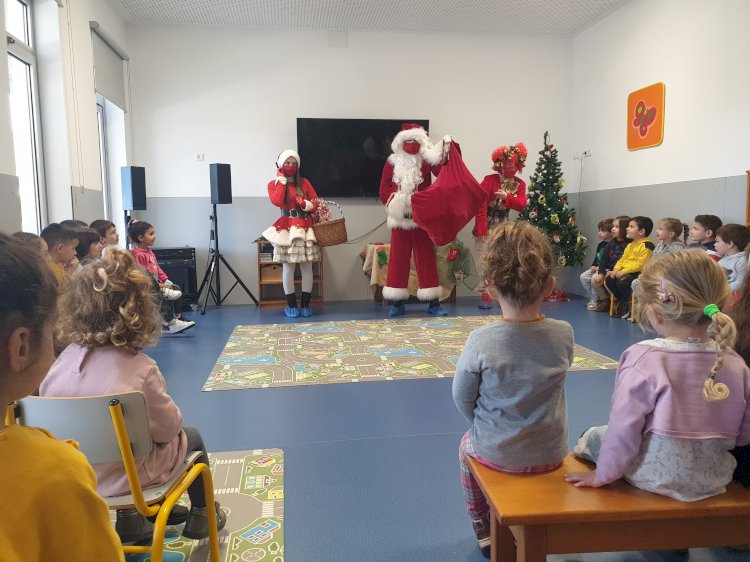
[282,262,313,294]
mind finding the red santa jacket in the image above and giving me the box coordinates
[473,174,527,237]
[379,160,442,230]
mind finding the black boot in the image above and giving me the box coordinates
[284,293,299,318]
[300,292,312,317]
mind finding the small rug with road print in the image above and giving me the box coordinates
[202,316,618,392]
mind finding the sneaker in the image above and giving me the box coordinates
[162,287,182,300]
[594,299,611,312]
[116,508,153,544]
[428,304,448,316]
[586,299,599,310]
[388,304,406,317]
[620,308,631,320]
[284,306,299,318]
[147,504,190,525]
[163,319,195,334]
[182,502,227,540]
[300,307,313,317]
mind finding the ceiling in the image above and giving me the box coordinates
[116,0,632,36]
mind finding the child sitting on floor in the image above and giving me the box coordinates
[565,250,750,501]
[0,233,123,560]
[453,221,574,553]
[40,248,226,543]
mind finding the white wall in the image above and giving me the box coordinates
[127,26,572,199]
[571,0,750,192]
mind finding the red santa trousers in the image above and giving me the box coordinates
[384,227,440,301]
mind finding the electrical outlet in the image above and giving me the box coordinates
[582,150,592,158]
[195,153,204,162]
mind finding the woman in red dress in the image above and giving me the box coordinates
[262,150,320,318]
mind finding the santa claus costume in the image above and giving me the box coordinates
[380,124,450,317]
[473,143,528,308]
[262,150,320,318]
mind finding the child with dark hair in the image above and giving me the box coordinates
[453,221,574,554]
[589,216,631,311]
[12,231,48,259]
[90,219,120,247]
[73,228,103,267]
[128,220,194,334]
[715,224,750,292]
[40,248,226,543]
[580,217,614,309]
[40,223,79,285]
[60,219,88,229]
[605,216,655,319]
[0,232,124,560]
[567,250,750,501]
[690,214,723,261]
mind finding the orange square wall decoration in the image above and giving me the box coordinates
[627,82,665,150]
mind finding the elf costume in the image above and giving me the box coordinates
[379,123,449,317]
[474,143,529,308]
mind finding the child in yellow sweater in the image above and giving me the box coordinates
[0,233,123,561]
[605,216,655,319]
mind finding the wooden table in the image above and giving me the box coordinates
[468,454,750,562]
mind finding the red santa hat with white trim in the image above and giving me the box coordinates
[276,149,300,168]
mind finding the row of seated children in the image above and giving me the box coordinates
[453,220,750,555]
[17,218,194,335]
[0,233,226,560]
[581,213,750,318]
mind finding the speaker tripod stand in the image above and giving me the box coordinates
[196,204,258,315]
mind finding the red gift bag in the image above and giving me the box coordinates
[411,142,485,246]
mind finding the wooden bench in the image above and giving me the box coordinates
[468,453,750,562]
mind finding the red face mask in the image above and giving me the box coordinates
[282,164,298,177]
[403,141,420,155]
[502,162,518,178]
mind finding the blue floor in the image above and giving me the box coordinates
[152,298,749,562]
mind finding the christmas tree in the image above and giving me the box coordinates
[518,131,586,267]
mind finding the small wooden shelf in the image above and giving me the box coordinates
[256,241,324,307]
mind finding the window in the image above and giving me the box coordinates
[96,98,111,219]
[6,0,44,232]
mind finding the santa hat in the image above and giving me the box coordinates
[391,123,432,153]
[276,149,300,168]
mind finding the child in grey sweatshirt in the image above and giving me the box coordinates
[453,221,574,553]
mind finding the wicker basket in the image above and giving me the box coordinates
[312,200,348,247]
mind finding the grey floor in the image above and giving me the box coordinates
[149,297,750,561]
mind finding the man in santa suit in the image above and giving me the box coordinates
[380,123,451,317]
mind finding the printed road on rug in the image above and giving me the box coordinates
[123,449,284,562]
[203,316,618,392]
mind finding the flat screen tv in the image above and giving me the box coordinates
[296,118,429,199]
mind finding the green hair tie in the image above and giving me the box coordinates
[704,304,720,318]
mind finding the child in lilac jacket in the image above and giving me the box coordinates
[565,250,750,501]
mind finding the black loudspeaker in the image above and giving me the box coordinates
[153,247,198,304]
[210,163,232,204]
[121,166,147,210]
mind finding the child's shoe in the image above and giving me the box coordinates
[428,303,448,316]
[586,299,599,310]
[162,287,182,300]
[388,304,406,317]
[620,306,631,320]
[182,502,227,540]
[284,306,299,318]
[116,508,153,544]
[300,307,313,317]
[163,318,194,334]
[147,504,190,525]
[594,299,610,312]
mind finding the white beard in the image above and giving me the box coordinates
[390,153,423,195]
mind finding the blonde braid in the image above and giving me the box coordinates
[703,310,736,402]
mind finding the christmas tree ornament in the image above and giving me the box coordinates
[550,214,560,225]
[538,195,547,204]
[558,256,567,266]
[553,233,561,243]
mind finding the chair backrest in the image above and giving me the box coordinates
[16,392,152,464]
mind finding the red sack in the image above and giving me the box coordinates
[411,142,485,246]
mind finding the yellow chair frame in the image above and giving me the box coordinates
[609,291,637,323]
[8,393,220,562]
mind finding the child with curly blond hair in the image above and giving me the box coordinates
[40,247,226,543]
[453,221,574,552]
[566,250,750,501]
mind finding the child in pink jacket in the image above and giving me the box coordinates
[41,248,225,543]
